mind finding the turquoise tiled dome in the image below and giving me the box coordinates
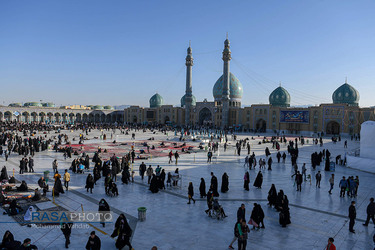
[213,73,243,101]
[24,102,43,107]
[332,82,359,106]
[180,94,196,107]
[150,93,164,108]
[269,86,291,107]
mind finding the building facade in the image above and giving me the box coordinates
[123,39,375,136]
[0,103,123,124]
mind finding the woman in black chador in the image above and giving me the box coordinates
[149,174,159,193]
[253,171,263,189]
[53,176,64,196]
[267,184,277,207]
[199,178,206,198]
[221,173,229,193]
[111,214,133,250]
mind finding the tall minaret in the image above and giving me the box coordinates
[185,42,193,126]
[221,35,231,129]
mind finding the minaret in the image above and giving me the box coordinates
[185,42,193,126]
[221,35,231,129]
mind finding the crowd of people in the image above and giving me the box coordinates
[0,121,373,249]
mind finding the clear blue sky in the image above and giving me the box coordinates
[1,0,375,108]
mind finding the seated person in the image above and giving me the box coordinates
[38,177,49,196]
[19,238,37,250]
[151,145,155,150]
[8,199,22,215]
[16,181,28,192]
[111,183,119,196]
[1,230,21,249]
[212,199,227,218]
[0,191,9,205]
[8,176,16,184]
[31,189,41,201]
[77,164,85,174]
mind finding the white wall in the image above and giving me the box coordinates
[360,121,375,160]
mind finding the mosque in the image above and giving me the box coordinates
[0,38,374,136]
[124,38,375,136]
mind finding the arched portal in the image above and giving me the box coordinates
[199,108,212,125]
[22,112,29,123]
[133,115,137,123]
[31,112,38,122]
[326,121,340,135]
[39,112,45,122]
[4,111,12,121]
[82,113,88,122]
[164,116,170,124]
[256,119,267,132]
[55,113,61,123]
[76,113,82,123]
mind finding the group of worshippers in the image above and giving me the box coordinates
[18,157,34,174]
[0,231,38,249]
[267,184,291,227]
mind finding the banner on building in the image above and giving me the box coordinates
[280,111,309,123]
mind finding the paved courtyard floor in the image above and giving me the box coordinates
[0,129,374,250]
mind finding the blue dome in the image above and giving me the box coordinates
[332,82,359,106]
[150,93,164,108]
[180,94,196,107]
[269,86,291,107]
[213,73,243,101]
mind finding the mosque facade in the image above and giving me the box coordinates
[0,38,374,135]
[123,39,375,136]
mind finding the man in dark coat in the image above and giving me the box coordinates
[85,231,101,250]
[349,201,356,233]
[237,204,246,222]
[295,171,303,192]
[28,157,34,173]
[61,223,73,248]
[139,162,146,180]
[210,172,219,197]
[363,198,375,226]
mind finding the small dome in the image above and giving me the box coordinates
[150,93,164,108]
[24,102,42,107]
[213,73,243,101]
[269,86,291,107]
[180,94,196,107]
[104,105,114,110]
[332,82,359,106]
[93,105,104,110]
[42,102,55,107]
[9,103,22,107]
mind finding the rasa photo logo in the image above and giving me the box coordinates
[31,211,113,223]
